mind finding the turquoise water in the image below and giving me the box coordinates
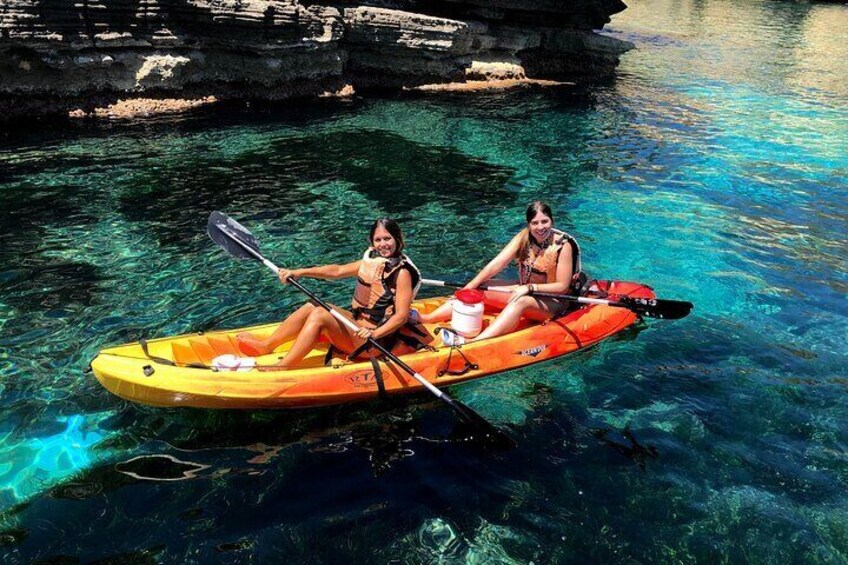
[2,0,847,561]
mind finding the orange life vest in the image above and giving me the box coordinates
[518,228,583,289]
[344,248,433,360]
[351,248,422,327]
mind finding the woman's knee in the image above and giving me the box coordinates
[296,303,317,315]
[504,296,536,312]
[519,296,540,307]
[307,307,335,325]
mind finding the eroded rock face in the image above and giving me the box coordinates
[0,0,633,120]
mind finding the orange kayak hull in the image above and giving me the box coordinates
[90,281,654,409]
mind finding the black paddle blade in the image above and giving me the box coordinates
[207,211,261,261]
[445,397,516,449]
[618,296,693,320]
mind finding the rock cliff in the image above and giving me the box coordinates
[0,0,632,120]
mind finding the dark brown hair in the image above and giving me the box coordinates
[517,201,554,262]
[369,218,404,256]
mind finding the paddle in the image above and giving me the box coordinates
[422,278,693,320]
[207,211,515,448]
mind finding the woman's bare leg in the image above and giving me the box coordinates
[272,308,360,369]
[418,301,452,323]
[468,297,534,341]
[420,281,518,323]
[469,296,563,342]
[237,303,316,355]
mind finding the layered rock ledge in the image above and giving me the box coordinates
[0,0,633,121]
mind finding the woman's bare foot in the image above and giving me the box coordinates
[236,332,271,356]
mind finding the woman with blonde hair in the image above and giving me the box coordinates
[419,201,586,345]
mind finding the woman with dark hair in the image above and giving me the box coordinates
[418,201,586,345]
[238,219,431,369]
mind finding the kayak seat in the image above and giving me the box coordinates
[207,334,237,356]
[417,299,443,315]
[172,341,203,366]
[189,337,217,365]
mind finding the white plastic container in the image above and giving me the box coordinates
[212,354,256,372]
[450,289,485,337]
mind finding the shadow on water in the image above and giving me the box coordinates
[0,375,662,563]
[263,130,515,215]
[115,157,321,252]
[116,129,516,252]
[591,427,660,471]
[95,393,503,471]
[0,260,107,317]
[0,173,113,316]
[522,380,661,469]
[0,97,366,158]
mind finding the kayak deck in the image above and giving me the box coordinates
[90,281,654,409]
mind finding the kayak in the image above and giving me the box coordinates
[90,280,654,409]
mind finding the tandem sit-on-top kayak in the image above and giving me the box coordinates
[90,280,655,409]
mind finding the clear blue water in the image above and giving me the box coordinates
[2,0,847,561]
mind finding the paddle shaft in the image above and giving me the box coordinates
[422,278,615,306]
[422,277,692,320]
[219,226,450,400]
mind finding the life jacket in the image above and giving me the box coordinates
[351,248,423,327]
[336,248,433,363]
[518,228,584,292]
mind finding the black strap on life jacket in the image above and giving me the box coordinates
[560,233,580,276]
[523,232,586,292]
[351,304,391,325]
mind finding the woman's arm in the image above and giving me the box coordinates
[366,269,413,340]
[279,260,361,284]
[464,232,523,289]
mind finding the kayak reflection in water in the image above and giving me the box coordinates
[418,201,588,345]
[238,219,432,370]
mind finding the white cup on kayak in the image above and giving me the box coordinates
[450,289,485,337]
[212,354,256,372]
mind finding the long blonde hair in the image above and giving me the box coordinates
[516,201,554,262]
